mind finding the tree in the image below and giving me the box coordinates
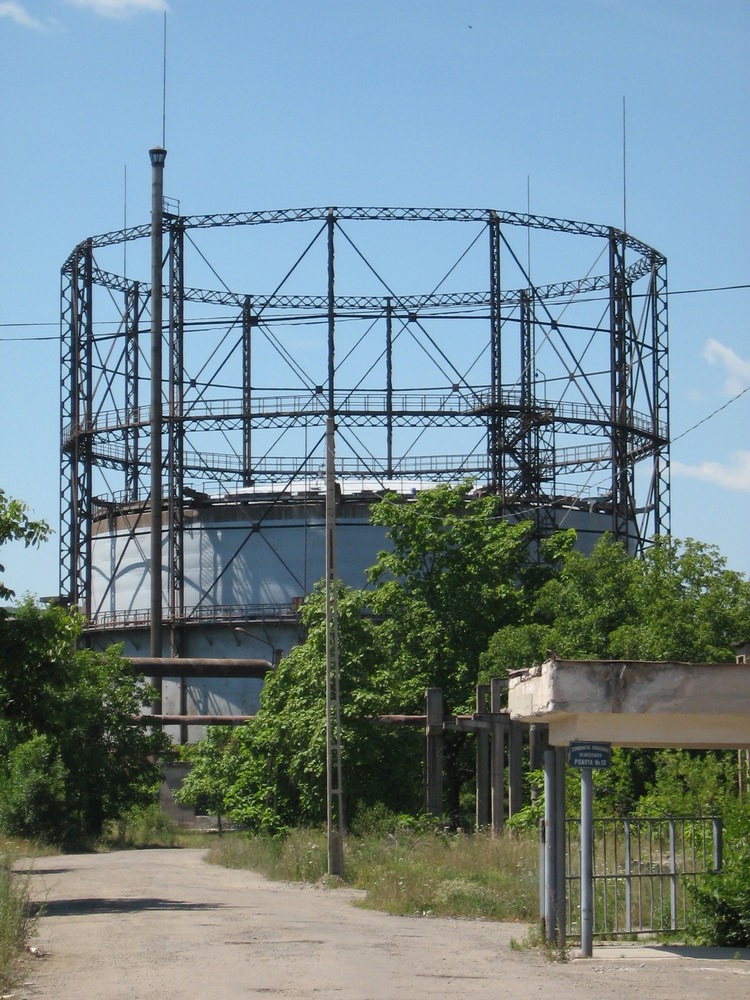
[177,584,422,833]
[367,481,541,710]
[0,601,169,845]
[179,482,545,832]
[0,489,50,601]
[0,489,169,845]
[481,534,750,673]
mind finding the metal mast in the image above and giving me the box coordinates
[149,147,167,703]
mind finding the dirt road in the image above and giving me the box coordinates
[16,849,750,999]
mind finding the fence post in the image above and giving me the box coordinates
[580,766,594,958]
[544,749,558,943]
[713,817,723,872]
[555,745,567,947]
[669,818,677,932]
[624,818,632,934]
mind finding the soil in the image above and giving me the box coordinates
[14,848,750,999]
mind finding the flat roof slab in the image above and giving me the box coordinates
[508,659,750,749]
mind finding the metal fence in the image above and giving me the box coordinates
[565,816,722,938]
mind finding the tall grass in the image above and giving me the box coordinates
[0,842,36,992]
[208,826,538,922]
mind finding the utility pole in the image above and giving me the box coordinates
[325,416,344,876]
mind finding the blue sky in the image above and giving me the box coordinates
[0,0,748,599]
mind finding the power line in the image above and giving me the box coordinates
[671,384,750,444]
[1,282,748,343]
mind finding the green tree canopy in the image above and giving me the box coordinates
[0,489,51,601]
[0,489,169,846]
[366,481,543,710]
[179,482,546,831]
[0,601,169,845]
[481,534,750,675]
[178,486,750,835]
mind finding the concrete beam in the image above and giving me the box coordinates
[508,659,750,749]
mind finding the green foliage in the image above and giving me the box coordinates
[0,489,51,602]
[611,536,750,662]
[103,803,179,848]
[481,533,750,673]
[0,601,169,847]
[634,750,739,818]
[0,734,67,839]
[183,483,543,833]
[194,584,425,834]
[368,482,539,709]
[692,799,750,947]
[591,748,659,818]
[208,827,539,922]
[176,725,239,824]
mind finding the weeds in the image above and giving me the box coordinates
[100,804,180,849]
[0,843,37,992]
[208,825,538,922]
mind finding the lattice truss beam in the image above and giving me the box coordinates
[60,208,669,616]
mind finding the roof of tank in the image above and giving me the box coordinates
[214,479,426,501]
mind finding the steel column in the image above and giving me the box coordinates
[167,217,185,651]
[149,147,167,683]
[124,281,142,502]
[488,212,503,494]
[609,230,635,547]
[242,296,254,486]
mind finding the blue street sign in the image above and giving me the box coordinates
[568,741,612,769]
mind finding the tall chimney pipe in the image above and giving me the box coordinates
[149,147,167,709]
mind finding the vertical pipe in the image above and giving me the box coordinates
[543,749,557,943]
[555,746,567,947]
[242,296,253,486]
[149,147,166,689]
[669,819,677,931]
[327,209,336,414]
[488,212,502,493]
[580,767,594,957]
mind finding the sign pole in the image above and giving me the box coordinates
[580,765,593,958]
[568,741,609,957]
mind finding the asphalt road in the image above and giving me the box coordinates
[16,849,750,999]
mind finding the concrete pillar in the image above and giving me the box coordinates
[425,688,444,817]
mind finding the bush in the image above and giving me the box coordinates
[692,800,750,946]
[0,736,67,842]
[102,803,178,849]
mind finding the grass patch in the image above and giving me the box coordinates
[0,838,41,992]
[100,806,223,851]
[208,825,538,922]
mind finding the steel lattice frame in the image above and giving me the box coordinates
[60,207,669,622]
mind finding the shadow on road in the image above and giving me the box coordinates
[30,897,226,917]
